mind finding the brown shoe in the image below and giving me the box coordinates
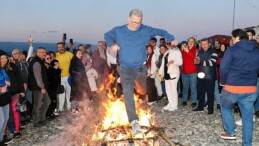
[220,133,236,140]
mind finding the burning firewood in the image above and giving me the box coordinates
[144,126,176,146]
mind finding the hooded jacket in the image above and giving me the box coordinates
[220,40,259,86]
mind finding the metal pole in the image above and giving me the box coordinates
[232,0,236,29]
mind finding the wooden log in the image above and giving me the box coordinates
[144,126,176,146]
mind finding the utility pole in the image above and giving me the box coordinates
[232,0,236,30]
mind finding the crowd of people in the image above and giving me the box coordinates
[0,8,259,146]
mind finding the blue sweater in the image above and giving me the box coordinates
[104,24,175,69]
[220,41,259,86]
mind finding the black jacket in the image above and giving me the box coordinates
[7,62,25,96]
[16,61,29,84]
[28,56,49,91]
[46,61,61,89]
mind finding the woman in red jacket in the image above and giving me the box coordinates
[180,37,198,108]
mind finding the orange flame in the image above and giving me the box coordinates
[89,73,156,143]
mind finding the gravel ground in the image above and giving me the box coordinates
[8,95,259,146]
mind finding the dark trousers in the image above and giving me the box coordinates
[147,77,158,102]
[32,91,51,124]
[46,87,57,117]
[119,65,147,122]
[197,78,215,112]
[161,81,167,98]
[110,64,122,97]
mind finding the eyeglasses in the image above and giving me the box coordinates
[46,58,51,60]
[130,17,142,25]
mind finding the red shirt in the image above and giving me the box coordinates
[180,46,198,74]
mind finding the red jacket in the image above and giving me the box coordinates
[180,46,198,74]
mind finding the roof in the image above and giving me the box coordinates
[207,34,231,46]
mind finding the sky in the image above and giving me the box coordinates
[1,0,259,44]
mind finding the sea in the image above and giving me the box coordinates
[0,42,97,55]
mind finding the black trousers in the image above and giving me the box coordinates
[46,87,57,117]
[197,78,215,112]
[147,77,158,102]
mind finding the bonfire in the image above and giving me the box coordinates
[83,73,175,146]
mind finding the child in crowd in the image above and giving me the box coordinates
[85,61,98,99]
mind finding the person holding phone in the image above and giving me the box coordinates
[55,42,73,113]
[180,37,198,109]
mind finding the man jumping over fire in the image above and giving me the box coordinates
[104,8,178,135]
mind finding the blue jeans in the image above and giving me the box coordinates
[0,104,9,141]
[220,89,257,146]
[214,80,220,104]
[119,65,147,122]
[161,81,167,98]
[254,77,259,112]
[181,73,197,103]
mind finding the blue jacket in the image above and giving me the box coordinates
[0,68,10,95]
[104,24,175,69]
[197,47,218,80]
[220,41,259,86]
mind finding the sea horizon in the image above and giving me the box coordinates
[0,41,97,55]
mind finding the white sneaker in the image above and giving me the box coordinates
[235,119,242,126]
[168,107,178,111]
[53,109,59,116]
[236,117,255,126]
[131,120,142,135]
[147,101,156,105]
[163,105,171,110]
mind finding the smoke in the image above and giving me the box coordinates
[45,92,107,146]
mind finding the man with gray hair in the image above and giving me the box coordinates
[104,8,178,135]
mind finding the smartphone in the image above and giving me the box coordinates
[70,39,73,44]
[28,35,33,43]
[63,33,67,40]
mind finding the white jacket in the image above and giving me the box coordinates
[147,54,157,78]
[159,48,182,78]
[86,68,98,92]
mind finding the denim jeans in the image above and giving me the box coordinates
[254,77,259,112]
[119,65,147,123]
[161,81,167,98]
[0,104,9,141]
[181,73,197,103]
[221,89,257,146]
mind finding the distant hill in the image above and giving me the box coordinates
[0,42,97,55]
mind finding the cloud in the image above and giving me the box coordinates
[48,30,58,33]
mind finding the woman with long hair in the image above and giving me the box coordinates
[0,65,12,145]
[69,49,91,113]
[146,45,158,105]
[1,54,24,139]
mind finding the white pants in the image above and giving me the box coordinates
[165,75,179,109]
[58,76,71,111]
[155,74,163,96]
